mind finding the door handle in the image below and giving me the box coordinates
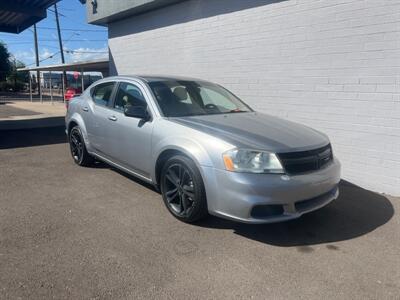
[82,107,89,112]
[108,116,118,121]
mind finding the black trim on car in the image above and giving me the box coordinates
[277,144,333,175]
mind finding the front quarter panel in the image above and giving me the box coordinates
[151,118,234,183]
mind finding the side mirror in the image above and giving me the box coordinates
[124,105,149,120]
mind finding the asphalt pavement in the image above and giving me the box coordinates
[0,103,41,118]
[0,127,399,299]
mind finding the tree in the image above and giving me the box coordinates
[7,60,29,92]
[31,73,38,91]
[0,41,11,82]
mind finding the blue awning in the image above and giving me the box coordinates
[0,0,60,34]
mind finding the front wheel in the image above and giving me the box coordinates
[160,155,208,223]
[69,126,94,167]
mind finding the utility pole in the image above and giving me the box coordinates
[33,24,40,96]
[13,58,16,89]
[54,2,67,98]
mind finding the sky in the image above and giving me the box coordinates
[0,0,108,67]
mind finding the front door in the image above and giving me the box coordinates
[105,81,154,178]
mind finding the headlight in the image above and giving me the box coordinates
[223,149,284,174]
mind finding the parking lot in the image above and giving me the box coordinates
[0,126,399,299]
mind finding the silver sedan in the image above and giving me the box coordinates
[65,75,341,224]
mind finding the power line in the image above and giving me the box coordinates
[47,7,100,29]
[39,52,60,63]
[2,42,39,45]
[65,50,108,54]
[23,50,107,67]
[37,26,107,32]
[56,39,107,42]
[47,8,66,17]
[63,32,81,46]
[18,48,108,67]
[39,44,60,49]
[25,51,61,66]
[5,39,107,43]
[53,7,76,12]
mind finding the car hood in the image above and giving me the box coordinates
[170,112,330,153]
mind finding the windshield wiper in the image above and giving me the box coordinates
[228,109,247,113]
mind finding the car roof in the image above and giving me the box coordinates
[105,75,211,84]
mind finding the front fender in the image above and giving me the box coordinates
[151,136,214,183]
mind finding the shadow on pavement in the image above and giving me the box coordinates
[196,180,394,246]
[110,166,160,192]
[109,160,394,247]
[0,116,65,132]
[92,156,394,247]
[0,125,67,149]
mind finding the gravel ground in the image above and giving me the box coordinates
[0,127,399,299]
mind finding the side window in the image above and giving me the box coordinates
[114,82,146,111]
[92,82,115,106]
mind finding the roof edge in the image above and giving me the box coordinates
[87,0,186,25]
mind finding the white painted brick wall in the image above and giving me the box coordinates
[108,0,400,196]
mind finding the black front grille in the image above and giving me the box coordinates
[250,204,284,219]
[277,144,333,175]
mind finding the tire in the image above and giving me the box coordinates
[69,126,94,167]
[160,155,208,223]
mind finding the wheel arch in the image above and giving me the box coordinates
[66,113,90,148]
[155,149,187,186]
[153,144,211,186]
[67,120,78,135]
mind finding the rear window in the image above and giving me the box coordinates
[91,82,115,106]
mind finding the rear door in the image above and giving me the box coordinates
[84,81,117,156]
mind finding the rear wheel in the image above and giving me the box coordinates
[160,155,208,223]
[69,126,94,166]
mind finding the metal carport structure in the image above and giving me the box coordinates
[18,58,109,103]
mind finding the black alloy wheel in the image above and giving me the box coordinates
[161,155,208,223]
[69,126,94,166]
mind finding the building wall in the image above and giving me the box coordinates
[108,0,400,196]
[87,0,183,24]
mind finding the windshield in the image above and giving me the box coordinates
[148,80,252,117]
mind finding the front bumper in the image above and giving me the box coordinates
[201,157,341,224]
